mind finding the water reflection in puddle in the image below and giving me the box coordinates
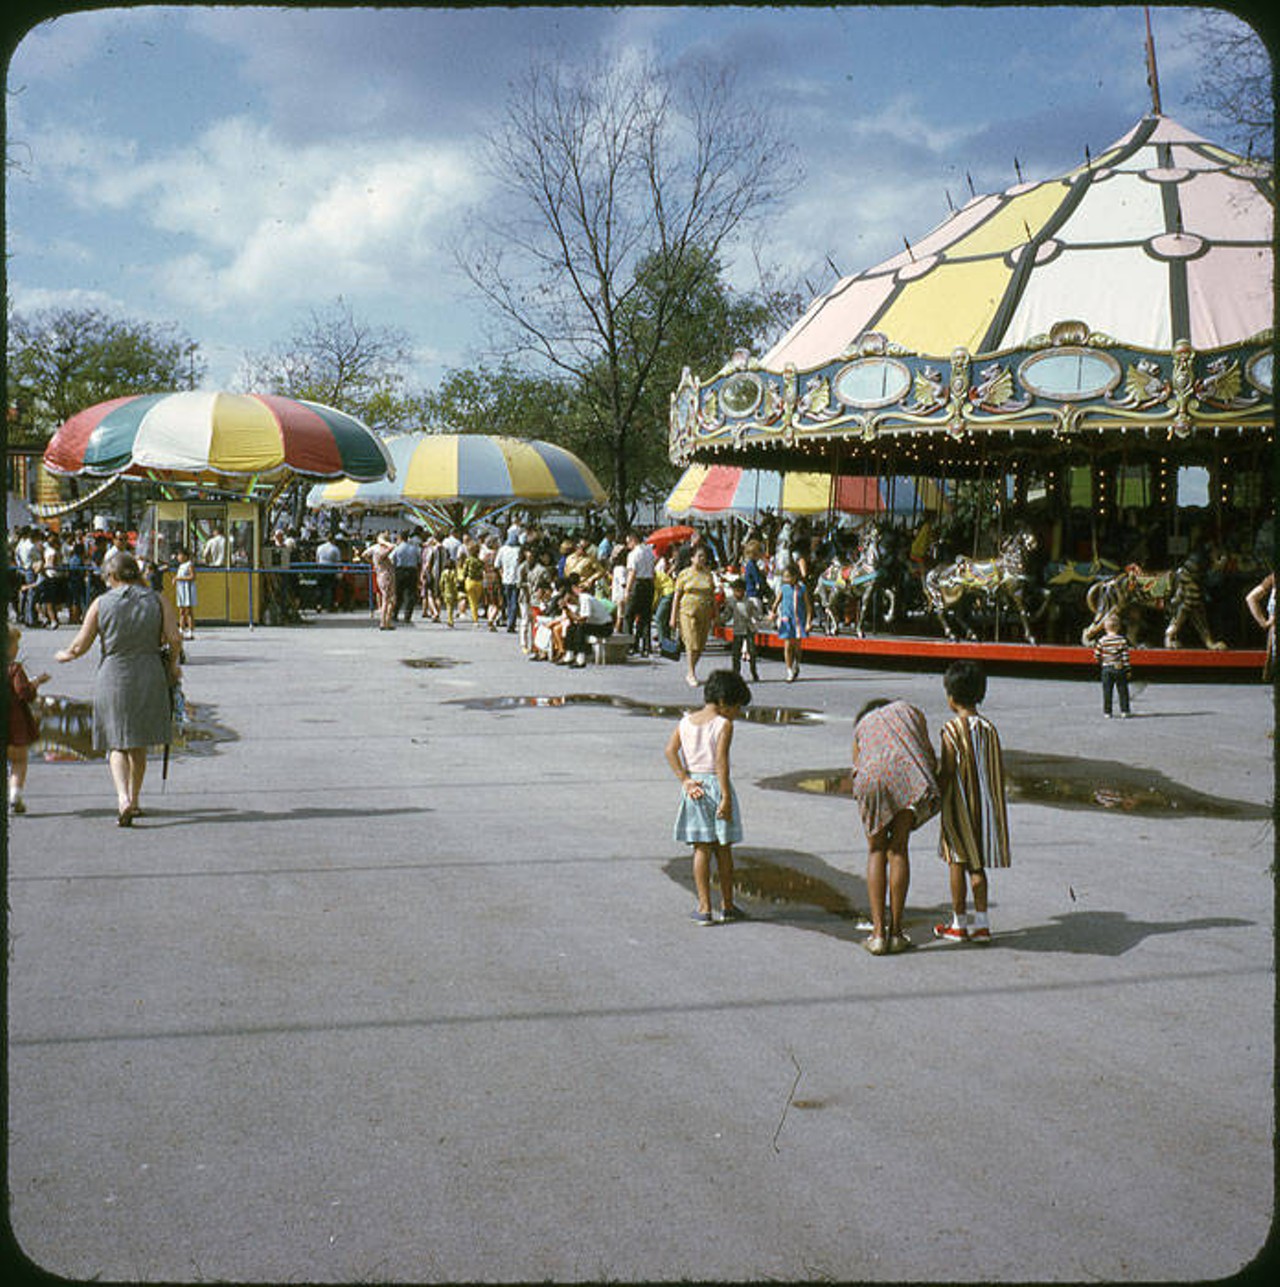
[446,693,822,725]
[661,849,866,924]
[733,854,862,919]
[757,750,1271,819]
[32,695,237,763]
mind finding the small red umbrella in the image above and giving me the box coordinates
[645,524,696,554]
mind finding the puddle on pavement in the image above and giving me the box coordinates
[31,694,237,763]
[446,693,822,725]
[757,750,1271,820]
[401,656,466,669]
[662,849,866,923]
[732,854,861,918]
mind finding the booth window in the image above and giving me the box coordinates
[231,519,255,566]
[191,505,228,566]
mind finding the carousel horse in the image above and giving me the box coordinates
[1083,552,1226,649]
[1038,560,1120,644]
[1163,552,1227,649]
[924,529,1040,644]
[816,523,907,636]
[1080,565,1167,646]
[1080,558,1230,649]
[1079,558,1229,649]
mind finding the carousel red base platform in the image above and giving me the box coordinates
[743,630,1266,678]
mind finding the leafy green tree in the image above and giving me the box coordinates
[6,306,203,443]
[420,363,577,441]
[575,245,785,515]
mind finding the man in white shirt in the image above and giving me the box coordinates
[622,530,657,655]
[441,529,464,566]
[391,531,422,624]
[315,535,342,612]
[201,527,227,566]
[564,573,613,667]
[495,534,523,631]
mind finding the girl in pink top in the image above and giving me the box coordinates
[664,669,752,925]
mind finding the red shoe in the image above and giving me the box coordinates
[968,926,992,943]
[932,922,968,942]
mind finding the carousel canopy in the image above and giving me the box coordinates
[307,432,606,514]
[44,391,395,485]
[770,115,1271,366]
[671,115,1273,473]
[665,463,947,519]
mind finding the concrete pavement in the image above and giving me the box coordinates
[5,612,1275,1282]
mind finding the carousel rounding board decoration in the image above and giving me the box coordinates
[670,321,1272,471]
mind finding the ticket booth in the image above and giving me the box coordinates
[140,500,263,624]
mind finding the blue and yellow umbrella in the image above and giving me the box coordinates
[307,433,606,526]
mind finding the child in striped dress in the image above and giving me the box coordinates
[934,660,1010,944]
[664,669,752,925]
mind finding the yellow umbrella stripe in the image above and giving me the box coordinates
[664,464,710,512]
[206,393,287,472]
[317,476,361,504]
[778,473,837,512]
[502,437,562,499]
[400,434,459,497]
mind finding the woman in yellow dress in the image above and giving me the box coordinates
[670,545,718,688]
[461,540,486,626]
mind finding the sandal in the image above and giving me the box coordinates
[863,935,888,956]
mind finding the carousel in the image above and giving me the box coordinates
[670,112,1273,673]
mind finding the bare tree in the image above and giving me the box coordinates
[1186,9,1273,161]
[458,51,798,526]
[239,296,418,431]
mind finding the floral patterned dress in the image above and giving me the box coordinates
[851,700,940,837]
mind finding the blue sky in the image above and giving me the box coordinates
[4,4,1254,396]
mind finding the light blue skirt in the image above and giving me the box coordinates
[674,772,743,845]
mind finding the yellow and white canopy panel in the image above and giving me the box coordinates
[766,115,1272,369]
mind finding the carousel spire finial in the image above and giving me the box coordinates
[1144,6,1163,115]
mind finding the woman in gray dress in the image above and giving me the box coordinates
[56,552,182,825]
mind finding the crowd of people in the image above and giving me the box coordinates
[7,524,138,630]
[330,517,831,686]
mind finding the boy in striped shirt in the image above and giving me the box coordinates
[1094,612,1133,718]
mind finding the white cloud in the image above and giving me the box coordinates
[7,283,126,315]
[24,113,487,320]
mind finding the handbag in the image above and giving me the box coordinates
[659,636,681,660]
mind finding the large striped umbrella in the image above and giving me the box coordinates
[43,391,394,485]
[664,464,947,518]
[307,433,606,517]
